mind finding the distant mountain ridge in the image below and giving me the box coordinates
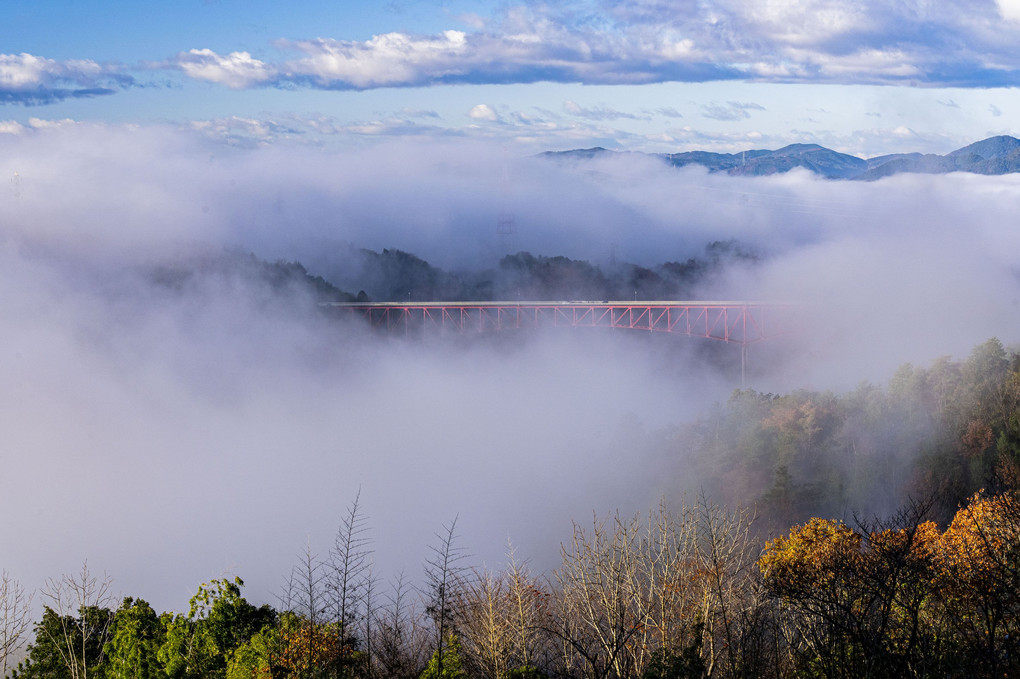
[542,135,1020,180]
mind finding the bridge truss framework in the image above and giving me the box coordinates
[326,301,786,344]
[325,301,792,386]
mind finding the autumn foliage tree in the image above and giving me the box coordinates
[930,491,1020,677]
[274,611,353,679]
[759,491,1020,679]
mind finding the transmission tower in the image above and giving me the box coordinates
[496,151,516,253]
[10,171,21,200]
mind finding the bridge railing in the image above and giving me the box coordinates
[324,301,791,345]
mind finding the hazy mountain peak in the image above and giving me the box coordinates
[773,143,826,154]
[946,135,1020,160]
[544,135,1020,180]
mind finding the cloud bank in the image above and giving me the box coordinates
[161,1,1020,91]
[2,123,1020,613]
[7,0,1020,108]
[0,53,130,105]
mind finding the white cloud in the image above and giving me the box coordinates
[746,61,807,78]
[26,116,78,128]
[655,38,697,60]
[281,30,469,88]
[701,101,766,121]
[150,0,1020,93]
[996,0,1020,21]
[0,53,121,102]
[563,100,583,115]
[744,0,868,46]
[811,48,922,79]
[468,103,499,121]
[189,116,304,146]
[0,53,55,89]
[9,0,1020,103]
[0,120,26,135]
[563,100,644,121]
[175,49,275,89]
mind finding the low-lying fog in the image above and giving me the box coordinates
[2,123,1020,612]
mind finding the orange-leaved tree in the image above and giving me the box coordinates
[930,491,1020,678]
[759,506,945,679]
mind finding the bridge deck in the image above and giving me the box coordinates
[325,301,789,345]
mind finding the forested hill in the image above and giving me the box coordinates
[542,134,1020,180]
[663,337,1020,531]
[308,240,759,303]
[157,240,760,305]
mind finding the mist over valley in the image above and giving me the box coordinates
[3,123,1020,630]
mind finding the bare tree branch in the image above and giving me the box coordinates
[0,571,33,677]
[39,560,116,679]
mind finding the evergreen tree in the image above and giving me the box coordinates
[419,634,468,679]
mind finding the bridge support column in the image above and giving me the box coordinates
[741,343,748,389]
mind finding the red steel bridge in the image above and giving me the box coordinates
[325,300,789,346]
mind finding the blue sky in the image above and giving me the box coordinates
[4,0,1020,155]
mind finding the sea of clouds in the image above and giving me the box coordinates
[2,123,1019,611]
